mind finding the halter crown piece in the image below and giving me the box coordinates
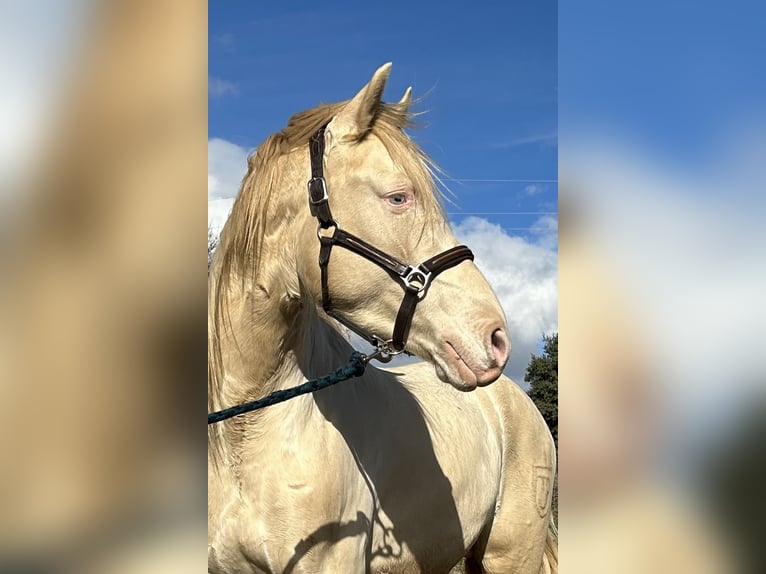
[307,125,474,363]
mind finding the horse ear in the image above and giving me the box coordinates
[329,62,392,141]
[398,86,412,111]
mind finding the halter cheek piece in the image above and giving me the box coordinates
[307,125,474,363]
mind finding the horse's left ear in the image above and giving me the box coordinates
[328,62,392,143]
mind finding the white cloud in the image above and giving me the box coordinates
[491,132,558,148]
[208,138,249,199]
[208,198,235,234]
[454,217,558,386]
[208,76,238,97]
[208,138,250,231]
[530,214,558,250]
[211,33,235,50]
[524,183,547,196]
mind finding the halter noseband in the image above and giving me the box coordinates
[307,125,474,362]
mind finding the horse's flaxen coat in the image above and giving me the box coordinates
[208,63,557,574]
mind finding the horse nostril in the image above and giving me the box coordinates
[491,328,509,367]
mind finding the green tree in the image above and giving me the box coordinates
[525,333,558,446]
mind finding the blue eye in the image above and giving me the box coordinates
[388,194,406,205]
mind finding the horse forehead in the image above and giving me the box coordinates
[343,136,397,170]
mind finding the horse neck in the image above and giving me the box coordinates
[210,278,352,414]
[292,304,358,381]
[209,241,353,416]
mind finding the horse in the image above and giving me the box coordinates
[208,63,557,574]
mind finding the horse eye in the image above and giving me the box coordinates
[387,194,407,206]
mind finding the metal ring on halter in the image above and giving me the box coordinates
[362,336,406,364]
[317,221,339,241]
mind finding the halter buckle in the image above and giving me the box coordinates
[307,176,329,216]
[402,265,432,294]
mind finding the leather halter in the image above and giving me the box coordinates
[307,125,474,362]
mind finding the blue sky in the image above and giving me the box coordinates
[209,0,557,243]
[560,0,766,175]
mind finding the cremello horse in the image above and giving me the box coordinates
[208,63,557,574]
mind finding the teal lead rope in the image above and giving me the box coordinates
[207,351,368,424]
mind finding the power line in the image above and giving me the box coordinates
[444,178,558,183]
[449,227,557,231]
[447,212,558,215]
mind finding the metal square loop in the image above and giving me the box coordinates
[402,266,432,293]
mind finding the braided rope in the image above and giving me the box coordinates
[208,352,367,424]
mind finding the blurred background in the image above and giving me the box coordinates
[0,1,206,572]
[560,1,765,572]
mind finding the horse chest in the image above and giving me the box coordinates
[211,420,374,572]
